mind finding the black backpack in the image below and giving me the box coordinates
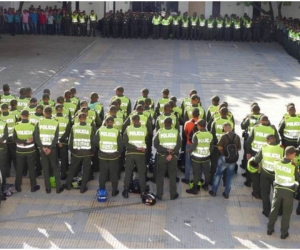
[188,119,198,142]
[224,134,239,163]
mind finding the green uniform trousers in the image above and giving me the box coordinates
[124,153,146,192]
[210,147,220,183]
[268,187,294,235]
[156,153,178,198]
[99,158,119,192]
[191,159,210,187]
[57,144,69,178]
[15,151,37,190]
[66,154,91,190]
[260,168,275,215]
[40,148,62,191]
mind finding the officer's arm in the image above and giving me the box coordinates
[189,135,198,153]
[34,124,43,148]
[123,129,129,148]
[59,122,71,143]
[211,122,218,145]
[90,128,96,153]
[273,127,280,144]
[253,148,263,163]
[202,109,206,121]
[209,137,214,154]
[0,124,8,143]
[173,134,182,155]
[175,118,180,131]
[206,110,211,123]
[207,116,214,131]
[154,132,166,153]
[133,100,138,111]
[231,114,235,128]
[117,131,123,154]
[245,128,255,153]
[146,118,153,135]
[278,119,285,139]
[49,126,59,149]
[127,99,132,117]
[122,116,130,134]
[91,122,97,135]
[155,119,160,132]
[68,129,74,152]
[93,130,100,150]
[94,111,102,129]
[183,111,189,123]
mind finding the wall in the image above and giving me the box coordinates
[22,1,63,10]
[0,1,12,9]
[281,2,300,18]
[115,1,130,12]
[204,1,212,18]
[188,1,205,16]
[79,1,105,19]
[178,1,188,13]
[220,1,244,17]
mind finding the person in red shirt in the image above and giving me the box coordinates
[38,10,47,34]
[182,108,200,184]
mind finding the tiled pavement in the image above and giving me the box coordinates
[1,36,300,248]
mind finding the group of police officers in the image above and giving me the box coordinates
[0,83,300,239]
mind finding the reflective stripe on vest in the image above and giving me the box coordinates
[73,125,92,150]
[99,127,118,153]
[191,131,213,158]
[261,144,284,172]
[0,94,15,105]
[158,128,178,149]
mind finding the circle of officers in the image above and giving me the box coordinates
[1,84,300,239]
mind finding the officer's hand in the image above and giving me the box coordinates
[27,138,33,143]
[166,155,172,161]
[246,154,251,160]
[167,149,174,154]
[58,143,63,148]
[47,149,51,155]
[137,147,145,152]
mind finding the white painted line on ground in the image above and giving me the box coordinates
[259,240,279,249]
[64,222,75,234]
[37,228,49,238]
[95,225,128,249]
[0,67,6,72]
[49,241,60,249]
[208,43,212,48]
[23,243,39,249]
[234,44,238,49]
[163,229,181,242]
[234,236,259,249]
[194,231,215,245]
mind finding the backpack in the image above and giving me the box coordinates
[188,119,198,142]
[224,134,239,163]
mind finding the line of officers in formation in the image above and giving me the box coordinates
[0,84,300,237]
[100,11,273,41]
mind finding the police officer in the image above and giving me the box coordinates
[233,16,241,42]
[181,89,198,118]
[141,13,149,39]
[278,105,300,148]
[53,104,71,180]
[155,103,179,131]
[198,14,206,40]
[122,114,148,198]
[34,107,64,194]
[206,16,214,40]
[206,95,220,123]
[186,119,213,194]
[183,95,206,123]
[154,88,170,120]
[130,13,139,39]
[215,15,224,41]
[152,13,161,39]
[0,84,15,105]
[88,10,97,37]
[88,92,104,122]
[134,88,154,111]
[172,14,180,40]
[62,9,71,36]
[78,11,87,36]
[121,14,129,39]
[253,16,261,42]
[251,134,284,217]
[102,13,110,38]
[64,90,78,121]
[16,87,29,111]
[64,112,95,193]
[112,15,119,38]
[110,86,131,118]
[189,12,198,40]
[154,117,181,200]
[181,15,189,40]
[71,10,79,36]
[94,116,123,197]
[13,110,40,193]
[246,115,280,199]
[267,146,299,239]
[224,15,232,41]
[263,16,272,43]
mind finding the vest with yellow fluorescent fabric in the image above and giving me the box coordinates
[38,119,58,146]
[208,105,218,115]
[79,15,85,24]
[90,14,97,22]
[251,125,275,152]
[0,120,7,141]
[248,114,261,132]
[72,124,92,150]
[191,131,213,159]
[70,97,79,106]
[26,107,36,115]
[16,98,29,111]
[158,98,170,114]
[39,99,55,107]
[136,97,154,110]
[182,97,192,111]
[152,16,160,25]
[127,125,147,149]
[213,111,233,122]
[162,19,170,26]
[88,102,103,115]
[29,114,42,126]
[215,118,234,141]
[64,102,77,119]
[113,116,123,131]
[274,160,296,190]
[56,116,70,140]
[283,116,300,140]
[9,110,20,120]
[157,114,177,130]
[111,96,130,116]
[173,106,182,117]
[72,14,78,23]
[129,114,148,127]
[14,122,35,150]
[185,105,205,120]
[0,114,16,137]
[261,144,284,172]
[158,128,178,150]
[0,94,15,105]
[99,126,118,153]
[87,110,97,121]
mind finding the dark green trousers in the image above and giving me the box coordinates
[156,153,178,198]
[66,154,91,190]
[268,187,294,235]
[99,158,119,192]
[210,147,220,183]
[260,168,275,215]
[251,172,260,196]
[124,153,146,192]
[40,148,62,191]
[191,160,210,187]
[15,151,37,189]
[57,144,69,178]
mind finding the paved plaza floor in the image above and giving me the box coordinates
[1,34,300,248]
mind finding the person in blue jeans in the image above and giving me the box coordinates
[29,9,38,35]
[14,10,21,34]
[209,122,241,199]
